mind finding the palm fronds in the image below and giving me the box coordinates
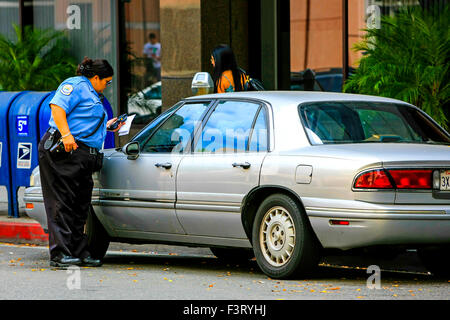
[344,5,449,130]
[0,24,77,91]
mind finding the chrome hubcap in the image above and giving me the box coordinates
[259,206,296,267]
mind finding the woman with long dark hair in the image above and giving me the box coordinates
[38,57,123,268]
[211,44,246,93]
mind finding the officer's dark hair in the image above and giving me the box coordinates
[77,57,114,79]
[149,33,156,40]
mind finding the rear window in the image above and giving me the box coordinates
[298,102,450,145]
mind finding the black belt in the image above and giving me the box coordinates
[77,141,99,155]
[46,128,99,155]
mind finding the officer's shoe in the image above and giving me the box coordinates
[50,254,82,268]
[80,256,103,267]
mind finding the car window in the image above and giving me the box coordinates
[142,102,209,153]
[300,103,365,143]
[248,108,268,152]
[132,103,180,146]
[195,100,261,153]
[144,84,161,99]
[299,102,450,145]
[357,109,421,141]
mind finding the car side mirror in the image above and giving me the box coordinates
[122,141,140,160]
[191,72,214,96]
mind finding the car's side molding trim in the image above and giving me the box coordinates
[306,206,449,220]
[176,201,241,213]
[99,199,174,209]
[98,199,242,213]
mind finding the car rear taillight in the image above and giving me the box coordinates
[354,169,433,190]
[354,170,393,189]
[388,169,432,189]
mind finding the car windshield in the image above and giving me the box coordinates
[298,102,450,145]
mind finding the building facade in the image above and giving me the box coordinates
[0,0,445,117]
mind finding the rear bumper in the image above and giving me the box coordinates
[307,206,450,250]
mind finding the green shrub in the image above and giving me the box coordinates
[0,24,77,91]
[344,6,449,130]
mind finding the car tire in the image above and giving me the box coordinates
[210,247,254,262]
[252,193,321,279]
[86,207,110,260]
[417,246,450,278]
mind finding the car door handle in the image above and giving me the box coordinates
[155,162,172,169]
[232,162,251,169]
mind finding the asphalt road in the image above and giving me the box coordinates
[0,188,448,304]
[0,242,448,301]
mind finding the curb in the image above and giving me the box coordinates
[0,220,48,244]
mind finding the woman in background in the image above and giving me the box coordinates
[211,44,246,93]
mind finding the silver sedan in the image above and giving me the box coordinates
[25,91,450,279]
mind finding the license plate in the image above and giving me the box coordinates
[440,170,450,191]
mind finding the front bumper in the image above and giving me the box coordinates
[24,187,100,233]
[24,187,47,231]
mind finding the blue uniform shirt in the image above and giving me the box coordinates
[48,76,107,150]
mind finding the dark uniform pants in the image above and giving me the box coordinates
[38,131,97,260]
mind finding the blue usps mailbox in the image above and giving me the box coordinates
[3,90,116,218]
[102,96,115,149]
[38,92,55,139]
[8,92,52,217]
[0,91,26,217]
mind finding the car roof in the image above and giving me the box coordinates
[185,91,410,107]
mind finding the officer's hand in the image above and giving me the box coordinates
[106,117,117,130]
[116,121,125,131]
[62,134,78,152]
[107,118,125,132]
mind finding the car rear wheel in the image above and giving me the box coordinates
[417,246,450,278]
[252,194,321,279]
[86,207,110,260]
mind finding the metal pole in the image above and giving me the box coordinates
[304,0,310,69]
[342,0,349,87]
[18,0,25,36]
[115,0,123,114]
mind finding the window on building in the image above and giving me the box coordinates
[290,0,345,93]
[25,0,118,109]
[123,0,161,128]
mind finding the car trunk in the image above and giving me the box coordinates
[291,143,450,205]
[346,143,449,205]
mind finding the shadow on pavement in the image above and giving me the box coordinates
[101,250,441,282]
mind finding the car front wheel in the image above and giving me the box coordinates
[252,194,321,279]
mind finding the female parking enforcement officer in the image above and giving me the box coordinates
[38,57,123,268]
